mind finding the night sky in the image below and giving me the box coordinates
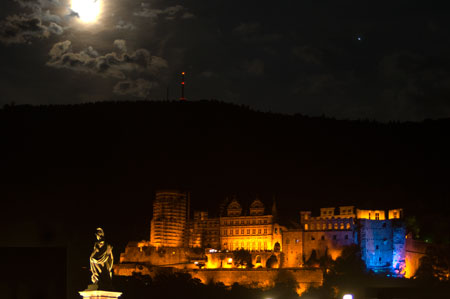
[2,0,450,121]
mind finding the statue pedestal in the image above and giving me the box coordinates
[79,285,122,299]
[79,290,122,299]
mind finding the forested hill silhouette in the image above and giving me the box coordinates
[0,100,449,241]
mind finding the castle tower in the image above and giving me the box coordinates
[150,190,188,247]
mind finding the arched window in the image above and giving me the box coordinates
[274,242,281,252]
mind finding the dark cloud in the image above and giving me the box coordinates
[113,78,155,98]
[233,21,282,44]
[243,59,264,76]
[133,3,193,21]
[0,14,47,44]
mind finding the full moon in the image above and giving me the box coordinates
[71,0,102,23]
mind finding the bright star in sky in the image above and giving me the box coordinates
[71,0,102,23]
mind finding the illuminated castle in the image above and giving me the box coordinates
[119,191,409,278]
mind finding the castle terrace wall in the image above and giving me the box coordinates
[185,268,323,295]
[405,238,428,278]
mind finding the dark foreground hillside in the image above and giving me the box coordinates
[0,100,449,244]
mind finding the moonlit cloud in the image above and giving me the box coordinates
[47,40,168,79]
[116,20,136,30]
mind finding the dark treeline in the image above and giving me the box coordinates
[1,100,449,243]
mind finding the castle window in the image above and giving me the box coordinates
[295,239,300,244]
[258,229,261,234]
[311,236,315,240]
[264,220,267,224]
[375,213,380,220]
[346,223,350,229]
[379,257,382,262]
[264,229,267,234]
[241,229,244,234]
[393,212,398,218]
[334,223,338,229]
[241,220,244,224]
[376,245,379,250]
[333,235,337,240]
[247,229,250,234]
[235,229,239,234]
[286,238,290,244]
[345,235,349,240]
[322,223,326,230]
[340,223,344,230]
[230,229,233,235]
[311,224,315,230]
[224,230,227,235]
[321,235,325,240]
[328,223,332,229]
[382,223,386,228]
[304,224,308,231]
[252,229,256,234]
[275,228,278,234]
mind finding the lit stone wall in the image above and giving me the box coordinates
[186,268,323,295]
[188,212,220,249]
[220,215,278,251]
[388,209,403,220]
[282,230,303,268]
[303,230,355,261]
[300,206,356,231]
[404,237,428,278]
[358,219,406,274]
[150,190,187,247]
[205,251,280,269]
[118,242,205,269]
[356,209,386,220]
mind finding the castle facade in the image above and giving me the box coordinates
[119,190,408,278]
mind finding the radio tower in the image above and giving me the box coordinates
[180,71,186,101]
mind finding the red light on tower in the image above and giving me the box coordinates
[180,71,186,101]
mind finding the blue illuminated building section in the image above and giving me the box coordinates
[358,219,406,277]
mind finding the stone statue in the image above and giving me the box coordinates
[90,228,114,287]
